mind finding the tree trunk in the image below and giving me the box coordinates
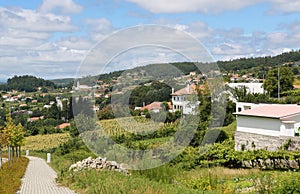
[16,146,18,159]
[7,145,10,168]
[12,146,14,163]
[19,146,21,158]
[0,147,2,168]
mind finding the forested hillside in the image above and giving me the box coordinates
[0,75,55,92]
[217,50,300,72]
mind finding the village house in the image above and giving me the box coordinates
[234,104,300,151]
[56,123,71,130]
[139,102,172,113]
[171,83,200,115]
[227,83,265,94]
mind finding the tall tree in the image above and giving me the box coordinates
[263,66,294,98]
[10,123,25,158]
[4,109,15,165]
[0,126,8,167]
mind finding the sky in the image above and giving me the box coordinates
[0,0,300,80]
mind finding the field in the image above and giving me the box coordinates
[23,133,71,151]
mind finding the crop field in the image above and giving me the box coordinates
[23,133,71,151]
[97,117,177,137]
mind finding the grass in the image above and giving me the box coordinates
[126,136,172,149]
[0,157,29,194]
[178,167,260,193]
[23,133,71,151]
[61,166,209,194]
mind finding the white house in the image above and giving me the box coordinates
[171,84,200,115]
[235,102,270,113]
[227,83,264,94]
[235,104,300,137]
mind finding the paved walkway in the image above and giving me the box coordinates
[18,156,75,194]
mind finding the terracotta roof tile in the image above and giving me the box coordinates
[172,84,198,96]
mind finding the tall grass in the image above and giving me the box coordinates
[63,169,205,194]
[0,157,29,194]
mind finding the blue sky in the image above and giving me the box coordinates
[0,0,300,80]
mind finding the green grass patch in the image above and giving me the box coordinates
[0,157,29,194]
[62,167,208,194]
[127,137,172,149]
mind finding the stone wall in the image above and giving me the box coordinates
[235,131,300,151]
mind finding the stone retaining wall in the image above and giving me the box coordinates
[235,131,300,151]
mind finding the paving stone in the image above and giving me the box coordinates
[18,156,75,194]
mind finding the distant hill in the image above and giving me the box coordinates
[217,50,300,72]
[50,78,75,86]
[0,75,55,92]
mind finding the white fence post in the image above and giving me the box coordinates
[47,153,51,163]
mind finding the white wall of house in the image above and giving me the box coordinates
[282,114,300,135]
[280,122,295,136]
[237,115,281,136]
[172,95,184,111]
[172,95,199,115]
[228,83,264,94]
[236,102,262,112]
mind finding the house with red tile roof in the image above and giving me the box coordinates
[27,116,44,122]
[56,123,71,129]
[140,102,172,113]
[171,84,200,115]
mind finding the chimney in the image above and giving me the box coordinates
[172,88,174,94]
[186,83,190,93]
[143,102,145,107]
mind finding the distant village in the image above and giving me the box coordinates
[0,60,299,152]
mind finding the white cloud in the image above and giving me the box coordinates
[125,0,300,14]
[39,0,83,14]
[0,7,85,79]
[86,18,115,41]
[268,0,300,14]
[56,36,93,50]
[0,7,77,32]
[125,0,263,14]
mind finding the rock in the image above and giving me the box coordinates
[288,160,299,169]
[69,156,130,175]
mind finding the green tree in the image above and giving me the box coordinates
[10,123,25,158]
[4,110,15,165]
[0,126,9,167]
[263,66,294,97]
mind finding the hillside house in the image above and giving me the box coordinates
[227,83,264,94]
[140,102,172,113]
[171,84,200,115]
[235,104,300,151]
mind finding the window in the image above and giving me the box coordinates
[238,107,242,112]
